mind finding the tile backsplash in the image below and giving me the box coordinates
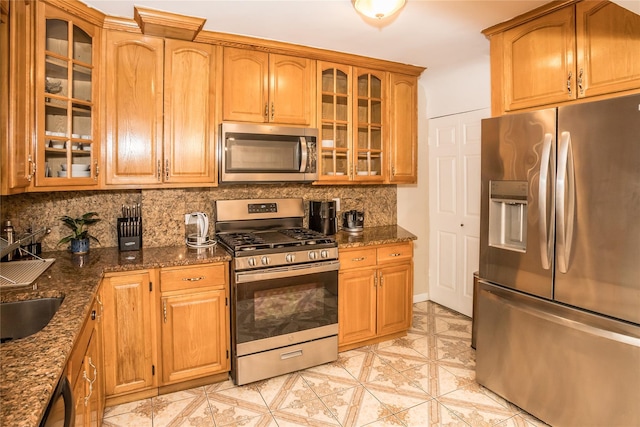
[1,184,396,251]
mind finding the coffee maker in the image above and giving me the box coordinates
[309,200,337,235]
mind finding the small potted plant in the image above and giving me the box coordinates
[58,212,101,254]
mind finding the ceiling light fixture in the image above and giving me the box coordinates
[353,0,406,19]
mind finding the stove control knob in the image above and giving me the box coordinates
[286,253,296,263]
[320,250,329,259]
[261,256,270,265]
[248,257,257,267]
[309,251,318,260]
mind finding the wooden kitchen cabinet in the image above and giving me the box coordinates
[104,32,216,187]
[223,47,315,125]
[101,270,157,400]
[316,63,386,183]
[485,0,640,115]
[338,242,413,350]
[387,73,417,184]
[34,2,100,188]
[68,295,104,427]
[1,0,34,195]
[159,263,229,385]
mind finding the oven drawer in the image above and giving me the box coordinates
[160,264,227,292]
[339,248,377,270]
[235,335,338,385]
[377,242,413,264]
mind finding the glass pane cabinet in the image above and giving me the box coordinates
[37,6,98,187]
[317,64,385,182]
[319,64,351,179]
[355,70,384,180]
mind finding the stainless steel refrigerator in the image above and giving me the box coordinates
[476,94,640,427]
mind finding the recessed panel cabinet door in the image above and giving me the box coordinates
[101,272,156,396]
[161,289,228,384]
[377,263,412,336]
[164,40,216,184]
[338,269,377,345]
[270,54,315,126]
[388,73,417,184]
[503,6,575,111]
[222,47,269,123]
[104,31,163,185]
[576,1,640,98]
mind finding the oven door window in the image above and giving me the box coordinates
[235,270,337,344]
[226,135,301,172]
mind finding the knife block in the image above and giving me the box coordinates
[117,217,142,251]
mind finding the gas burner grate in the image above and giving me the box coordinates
[279,228,335,245]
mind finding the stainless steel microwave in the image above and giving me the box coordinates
[219,123,318,184]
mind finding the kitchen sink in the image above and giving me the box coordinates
[0,296,64,344]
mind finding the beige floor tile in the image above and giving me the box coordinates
[363,373,433,414]
[206,382,271,426]
[300,365,360,397]
[271,394,340,426]
[256,372,318,410]
[103,398,153,419]
[394,397,468,426]
[341,351,399,384]
[152,394,214,427]
[401,360,474,398]
[102,410,153,427]
[319,385,394,427]
[437,382,520,426]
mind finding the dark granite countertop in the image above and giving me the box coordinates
[335,225,417,248]
[0,245,231,427]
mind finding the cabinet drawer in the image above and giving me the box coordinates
[339,248,377,270]
[160,264,227,292]
[377,242,413,264]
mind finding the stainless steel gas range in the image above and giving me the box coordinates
[214,198,339,385]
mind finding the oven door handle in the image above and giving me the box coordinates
[235,260,339,283]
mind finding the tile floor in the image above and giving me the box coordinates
[102,300,549,427]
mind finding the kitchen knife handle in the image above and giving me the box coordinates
[538,133,554,270]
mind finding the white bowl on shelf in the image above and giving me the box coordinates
[74,171,91,177]
[49,141,65,149]
[71,143,81,150]
[357,171,369,176]
[82,145,92,151]
[57,171,67,177]
[327,172,345,176]
[321,140,334,148]
[72,164,90,172]
[371,171,378,175]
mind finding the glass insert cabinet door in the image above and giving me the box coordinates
[355,70,384,180]
[319,64,351,179]
[37,7,97,185]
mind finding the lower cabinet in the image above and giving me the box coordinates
[338,242,413,350]
[101,262,229,404]
[101,270,157,398]
[160,264,229,385]
[68,295,104,427]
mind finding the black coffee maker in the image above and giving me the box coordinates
[309,200,337,235]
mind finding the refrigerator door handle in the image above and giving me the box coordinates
[556,131,576,273]
[538,133,554,270]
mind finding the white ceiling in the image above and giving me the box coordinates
[81,0,554,73]
[79,0,640,74]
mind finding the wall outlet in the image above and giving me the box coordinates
[332,197,341,211]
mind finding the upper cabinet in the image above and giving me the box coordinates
[104,32,216,187]
[387,73,417,184]
[35,2,100,188]
[485,0,640,115]
[2,0,34,194]
[223,47,315,126]
[576,1,640,98]
[316,63,386,183]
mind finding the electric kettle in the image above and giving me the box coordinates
[185,212,212,248]
[342,210,364,232]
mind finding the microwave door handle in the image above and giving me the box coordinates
[299,137,308,172]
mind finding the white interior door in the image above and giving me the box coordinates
[428,109,487,316]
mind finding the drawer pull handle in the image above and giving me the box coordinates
[281,349,303,360]
[163,300,167,323]
[352,257,366,262]
[182,276,205,282]
[390,253,402,257]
